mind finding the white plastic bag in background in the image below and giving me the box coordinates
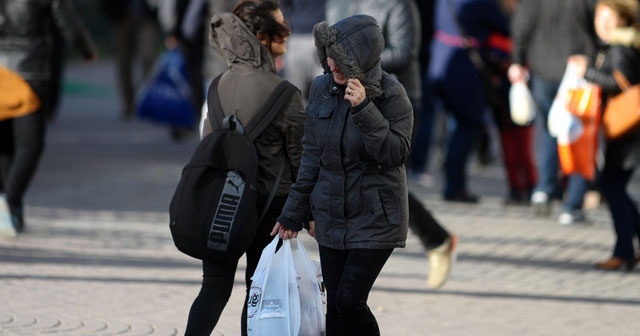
[247,237,301,336]
[509,81,537,125]
[548,63,586,138]
[291,238,325,336]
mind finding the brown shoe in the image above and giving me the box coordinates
[594,257,639,271]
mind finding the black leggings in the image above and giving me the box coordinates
[319,246,394,336]
[184,195,287,336]
[0,102,46,209]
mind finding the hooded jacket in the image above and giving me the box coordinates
[584,27,640,170]
[202,13,306,199]
[278,15,413,250]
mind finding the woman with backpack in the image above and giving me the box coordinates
[183,1,306,335]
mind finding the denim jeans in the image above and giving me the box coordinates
[530,77,588,212]
[599,167,640,260]
[319,246,394,336]
[443,115,481,198]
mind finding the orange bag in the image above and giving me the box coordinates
[557,84,601,181]
[602,70,640,140]
[0,66,41,121]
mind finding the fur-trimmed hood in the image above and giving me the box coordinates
[209,13,276,73]
[313,15,385,99]
[609,27,640,49]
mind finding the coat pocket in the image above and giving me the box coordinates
[365,187,400,225]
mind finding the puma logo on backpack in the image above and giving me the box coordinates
[169,76,297,262]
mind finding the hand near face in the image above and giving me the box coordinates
[344,78,366,107]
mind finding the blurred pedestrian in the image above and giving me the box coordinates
[509,0,598,225]
[183,2,306,335]
[0,0,97,237]
[425,0,510,203]
[280,0,326,100]
[326,0,458,289]
[272,14,413,334]
[159,0,209,141]
[567,0,640,270]
[100,0,161,120]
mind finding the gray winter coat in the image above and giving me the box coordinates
[278,15,413,250]
[203,13,306,199]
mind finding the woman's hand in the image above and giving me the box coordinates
[307,221,316,237]
[568,54,588,78]
[508,63,528,84]
[270,221,298,240]
[345,78,366,107]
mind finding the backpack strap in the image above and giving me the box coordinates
[245,80,298,141]
[207,74,224,130]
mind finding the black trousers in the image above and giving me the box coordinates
[320,246,394,336]
[408,191,450,250]
[184,195,287,336]
[0,80,47,210]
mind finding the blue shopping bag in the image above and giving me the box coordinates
[135,49,196,127]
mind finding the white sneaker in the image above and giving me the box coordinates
[0,196,16,238]
[531,191,551,216]
[427,234,458,289]
[558,210,587,226]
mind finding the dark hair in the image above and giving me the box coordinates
[233,0,291,47]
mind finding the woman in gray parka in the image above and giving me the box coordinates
[273,15,413,335]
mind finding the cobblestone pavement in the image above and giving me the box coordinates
[1,60,640,336]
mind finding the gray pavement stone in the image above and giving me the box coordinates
[1,59,640,335]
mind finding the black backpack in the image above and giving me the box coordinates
[169,76,297,262]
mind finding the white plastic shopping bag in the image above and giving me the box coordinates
[509,81,537,125]
[291,238,325,336]
[247,237,301,336]
[548,63,586,138]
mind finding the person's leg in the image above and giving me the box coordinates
[600,167,636,260]
[320,246,393,336]
[113,18,136,119]
[3,105,46,230]
[530,77,561,214]
[407,192,448,249]
[410,75,437,176]
[0,119,13,192]
[241,195,288,336]
[442,117,481,201]
[184,258,239,335]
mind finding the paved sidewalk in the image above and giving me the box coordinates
[1,60,640,336]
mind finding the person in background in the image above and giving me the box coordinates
[161,0,209,141]
[100,0,161,120]
[509,0,598,225]
[280,0,326,100]
[0,0,97,237]
[272,14,413,335]
[183,2,306,335]
[568,0,640,270]
[326,0,457,289]
[425,0,510,203]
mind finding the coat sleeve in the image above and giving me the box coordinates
[280,90,306,181]
[277,80,323,231]
[584,46,640,95]
[51,0,97,60]
[510,0,537,66]
[349,78,413,167]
